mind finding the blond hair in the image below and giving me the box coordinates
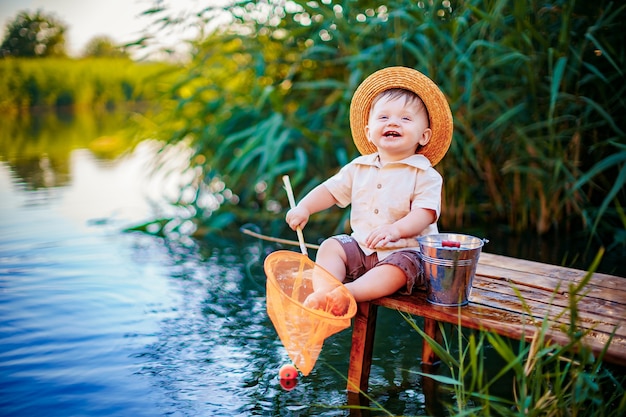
[370,88,430,126]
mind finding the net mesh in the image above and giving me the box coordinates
[264,250,357,376]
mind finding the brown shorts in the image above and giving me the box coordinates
[331,234,425,294]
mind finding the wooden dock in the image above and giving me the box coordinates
[347,252,626,393]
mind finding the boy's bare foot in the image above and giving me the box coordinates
[303,287,350,316]
[303,291,326,310]
[325,287,350,316]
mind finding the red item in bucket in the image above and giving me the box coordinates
[442,240,461,248]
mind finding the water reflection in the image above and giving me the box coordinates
[0,110,438,416]
[1,110,137,188]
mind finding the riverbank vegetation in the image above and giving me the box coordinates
[403,252,626,416]
[0,57,178,114]
[405,314,626,416]
[141,0,625,263]
[2,2,624,272]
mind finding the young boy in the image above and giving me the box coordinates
[286,67,453,315]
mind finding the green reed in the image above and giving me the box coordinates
[145,0,624,253]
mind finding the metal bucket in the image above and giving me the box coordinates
[417,233,486,307]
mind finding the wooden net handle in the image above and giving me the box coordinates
[282,175,308,256]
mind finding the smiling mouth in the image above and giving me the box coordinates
[384,130,400,137]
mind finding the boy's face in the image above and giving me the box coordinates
[365,95,432,162]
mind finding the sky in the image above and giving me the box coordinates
[0,0,201,59]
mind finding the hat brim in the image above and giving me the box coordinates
[349,67,453,166]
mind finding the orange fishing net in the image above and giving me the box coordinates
[265,250,357,376]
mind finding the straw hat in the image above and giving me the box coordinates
[349,66,453,166]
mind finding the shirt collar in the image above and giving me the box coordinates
[354,153,432,170]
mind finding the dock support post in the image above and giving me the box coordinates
[422,317,442,366]
[347,302,378,393]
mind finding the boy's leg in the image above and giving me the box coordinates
[315,237,349,282]
[342,264,407,302]
[303,238,348,310]
[324,264,406,316]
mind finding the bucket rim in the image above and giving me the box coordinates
[417,232,486,250]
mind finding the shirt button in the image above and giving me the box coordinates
[374,209,379,214]
[377,184,382,189]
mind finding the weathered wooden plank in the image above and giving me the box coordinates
[373,292,626,366]
[478,253,625,289]
[470,287,626,339]
[470,284,626,322]
[475,263,626,304]
[471,279,626,328]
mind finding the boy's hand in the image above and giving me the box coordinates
[365,224,401,249]
[286,206,311,231]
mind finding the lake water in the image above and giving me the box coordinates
[1,111,623,417]
[0,111,453,416]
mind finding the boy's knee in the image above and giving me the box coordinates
[318,238,346,260]
[319,237,341,250]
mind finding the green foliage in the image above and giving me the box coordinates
[0,9,67,58]
[0,58,178,113]
[149,0,625,248]
[403,258,626,416]
[82,35,130,59]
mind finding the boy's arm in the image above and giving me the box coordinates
[365,207,436,249]
[286,184,338,231]
[393,207,436,237]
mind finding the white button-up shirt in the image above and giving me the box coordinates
[323,153,441,259]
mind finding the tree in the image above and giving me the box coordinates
[82,35,129,58]
[0,9,67,58]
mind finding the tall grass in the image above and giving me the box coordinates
[0,57,178,113]
[145,1,625,252]
[406,315,626,416]
[403,253,626,416]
